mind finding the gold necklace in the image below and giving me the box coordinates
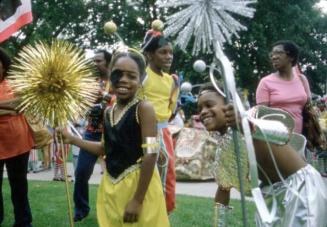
[110,98,139,126]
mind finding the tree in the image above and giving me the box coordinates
[2,0,158,55]
[2,0,326,97]
[3,0,90,55]
[223,0,327,100]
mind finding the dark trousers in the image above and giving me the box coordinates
[0,152,32,227]
[73,131,101,217]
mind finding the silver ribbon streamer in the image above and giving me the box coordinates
[211,42,278,224]
[156,0,285,225]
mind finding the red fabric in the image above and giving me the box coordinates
[0,80,34,159]
[162,128,176,213]
[0,11,32,43]
[53,142,69,165]
[147,29,162,37]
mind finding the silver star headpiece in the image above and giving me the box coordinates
[156,0,256,55]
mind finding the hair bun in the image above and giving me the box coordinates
[141,19,169,52]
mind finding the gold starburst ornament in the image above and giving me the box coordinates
[7,40,99,128]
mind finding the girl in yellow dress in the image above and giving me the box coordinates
[59,48,169,226]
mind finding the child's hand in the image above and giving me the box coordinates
[123,199,142,223]
[223,104,237,128]
[55,128,73,144]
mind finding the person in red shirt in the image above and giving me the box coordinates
[0,48,33,227]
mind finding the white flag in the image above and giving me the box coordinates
[0,0,32,42]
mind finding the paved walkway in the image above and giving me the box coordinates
[22,162,249,200]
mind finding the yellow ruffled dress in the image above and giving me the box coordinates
[97,100,170,227]
[97,168,169,227]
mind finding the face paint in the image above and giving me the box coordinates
[110,69,124,87]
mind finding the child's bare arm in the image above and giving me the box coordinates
[123,101,158,223]
[57,128,105,156]
[215,187,231,205]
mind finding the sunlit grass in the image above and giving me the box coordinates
[1,180,255,226]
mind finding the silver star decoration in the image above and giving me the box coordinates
[156,0,257,55]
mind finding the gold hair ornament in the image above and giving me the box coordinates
[113,46,147,66]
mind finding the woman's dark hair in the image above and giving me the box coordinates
[0,48,11,78]
[272,40,299,66]
[95,49,112,66]
[109,50,147,84]
[141,30,171,53]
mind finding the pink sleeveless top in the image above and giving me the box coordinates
[256,73,310,133]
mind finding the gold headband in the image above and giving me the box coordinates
[113,45,146,66]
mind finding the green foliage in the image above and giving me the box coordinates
[84,0,154,48]
[3,0,90,55]
[170,195,256,227]
[224,0,327,99]
[2,0,326,97]
[2,0,158,54]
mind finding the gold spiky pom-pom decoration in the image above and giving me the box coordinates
[7,40,99,128]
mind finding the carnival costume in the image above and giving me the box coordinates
[97,98,169,227]
[139,66,178,212]
[211,130,250,192]
[252,107,327,227]
[214,105,327,227]
[255,164,327,227]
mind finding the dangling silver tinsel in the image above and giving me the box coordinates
[156,0,256,55]
[157,1,261,227]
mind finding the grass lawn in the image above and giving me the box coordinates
[1,180,256,226]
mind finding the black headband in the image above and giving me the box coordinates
[141,30,170,52]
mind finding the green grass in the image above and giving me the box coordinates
[170,196,256,227]
[1,180,256,226]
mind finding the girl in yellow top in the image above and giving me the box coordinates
[140,28,179,213]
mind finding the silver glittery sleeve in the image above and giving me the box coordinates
[247,106,293,145]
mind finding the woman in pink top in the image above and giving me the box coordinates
[256,40,311,134]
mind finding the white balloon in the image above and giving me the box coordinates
[193,60,207,73]
[180,82,193,93]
